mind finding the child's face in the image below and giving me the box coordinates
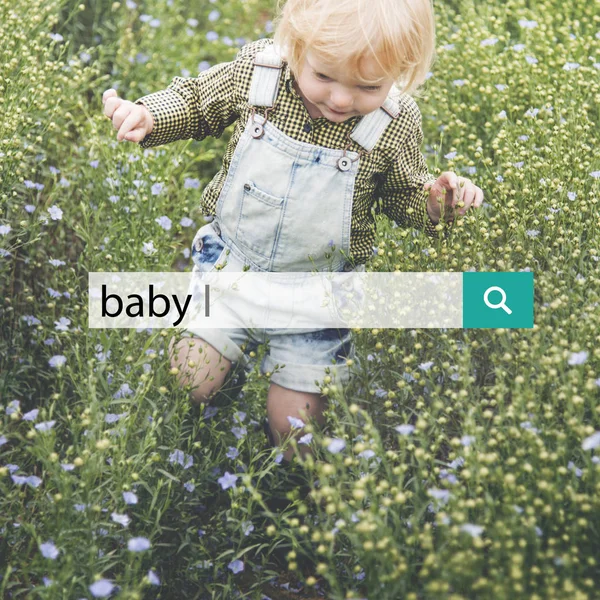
[293,50,395,122]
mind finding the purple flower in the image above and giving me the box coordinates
[142,241,156,256]
[206,31,218,42]
[7,400,20,415]
[23,408,39,421]
[147,570,160,585]
[518,19,538,28]
[444,151,457,160]
[460,435,475,446]
[231,426,247,440]
[184,178,200,189]
[427,488,451,504]
[123,491,138,505]
[241,521,254,536]
[54,317,71,331]
[568,351,588,365]
[110,512,131,527]
[582,432,600,451]
[113,383,133,399]
[218,471,238,490]
[35,420,56,432]
[169,449,193,469]
[226,447,239,460]
[461,523,484,537]
[328,438,346,453]
[0,435,7,447]
[151,183,164,196]
[184,482,195,492]
[40,541,60,559]
[89,160,99,168]
[49,259,66,267]
[128,536,151,551]
[395,424,415,435]
[89,579,114,597]
[180,217,194,227]
[24,204,36,213]
[105,412,127,424]
[61,463,75,471]
[480,37,498,46]
[23,315,41,326]
[525,56,538,65]
[287,416,305,429]
[208,9,220,21]
[228,559,244,574]
[155,216,172,231]
[563,62,580,71]
[48,206,63,220]
[0,224,11,235]
[12,475,43,487]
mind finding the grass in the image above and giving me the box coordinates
[1,0,600,598]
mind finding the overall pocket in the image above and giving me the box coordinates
[236,180,285,260]
[191,223,227,273]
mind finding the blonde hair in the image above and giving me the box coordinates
[272,0,436,97]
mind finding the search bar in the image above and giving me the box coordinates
[89,271,534,329]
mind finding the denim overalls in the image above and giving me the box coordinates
[187,44,400,393]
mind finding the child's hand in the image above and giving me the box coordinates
[424,172,484,223]
[102,89,155,143]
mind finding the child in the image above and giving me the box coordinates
[102,0,484,472]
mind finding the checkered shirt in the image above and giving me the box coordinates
[136,38,448,265]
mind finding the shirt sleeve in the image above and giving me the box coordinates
[376,103,451,240]
[133,58,241,148]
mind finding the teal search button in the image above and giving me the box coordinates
[463,272,534,328]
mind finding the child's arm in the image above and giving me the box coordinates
[104,41,268,147]
[375,105,449,239]
[376,100,484,236]
[132,58,241,148]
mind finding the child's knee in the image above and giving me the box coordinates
[168,335,232,403]
[266,383,327,438]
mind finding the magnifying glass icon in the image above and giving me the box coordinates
[484,286,512,314]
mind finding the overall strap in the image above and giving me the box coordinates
[248,44,284,107]
[349,96,400,152]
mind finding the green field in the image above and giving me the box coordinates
[1,0,600,598]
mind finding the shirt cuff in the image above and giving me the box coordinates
[134,88,194,148]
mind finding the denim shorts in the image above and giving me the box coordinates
[182,223,354,394]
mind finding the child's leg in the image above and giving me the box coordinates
[169,336,233,404]
[266,382,328,463]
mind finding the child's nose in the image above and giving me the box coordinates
[330,87,353,109]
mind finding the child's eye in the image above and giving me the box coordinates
[315,72,331,81]
[361,86,382,92]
